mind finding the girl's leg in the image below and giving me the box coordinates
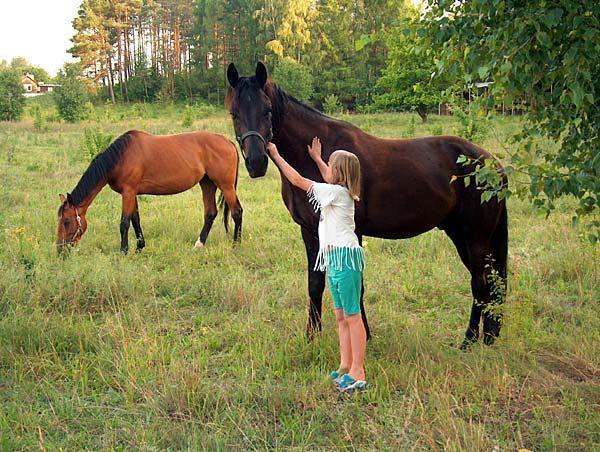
[335,308,352,371]
[346,313,366,381]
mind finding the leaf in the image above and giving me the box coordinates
[500,60,512,74]
[478,66,489,79]
[355,34,372,51]
[572,84,584,109]
[481,191,494,203]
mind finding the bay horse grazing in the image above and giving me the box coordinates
[226,62,508,349]
[57,130,242,253]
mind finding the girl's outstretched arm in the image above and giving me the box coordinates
[307,137,331,183]
[267,143,313,192]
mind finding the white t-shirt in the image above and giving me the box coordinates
[307,182,365,272]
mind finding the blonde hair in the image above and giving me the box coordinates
[329,150,361,201]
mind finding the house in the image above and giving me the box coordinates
[38,83,60,93]
[21,73,60,96]
[21,73,39,94]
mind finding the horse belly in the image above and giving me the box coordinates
[359,177,457,239]
[136,172,202,195]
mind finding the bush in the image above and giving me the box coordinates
[0,70,26,121]
[54,77,89,122]
[182,105,194,128]
[31,104,47,131]
[272,57,314,101]
[80,127,113,162]
[452,102,489,143]
[323,94,342,115]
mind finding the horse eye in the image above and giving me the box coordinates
[231,112,239,120]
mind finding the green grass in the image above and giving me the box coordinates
[0,103,598,450]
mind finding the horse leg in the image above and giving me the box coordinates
[444,226,481,347]
[131,197,145,251]
[301,227,325,339]
[466,242,501,348]
[195,177,218,248]
[356,234,371,340]
[482,205,508,344]
[120,190,136,253]
[221,187,243,244]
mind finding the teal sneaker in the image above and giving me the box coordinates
[336,374,368,393]
[329,368,348,384]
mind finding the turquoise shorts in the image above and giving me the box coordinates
[328,267,363,316]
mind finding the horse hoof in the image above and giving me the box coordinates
[193,239,204,250]
[459,337,478,351]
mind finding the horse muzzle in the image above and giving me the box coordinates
[237,130,270,178]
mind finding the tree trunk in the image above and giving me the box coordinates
[117,31,125,100]
[107,56,116,104]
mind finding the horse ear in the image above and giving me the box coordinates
[255,62,268,88]
[59,193,66,203]
[227,63,239,88]
[66,193,74,205]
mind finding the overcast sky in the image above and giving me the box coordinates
[0,0,81,76]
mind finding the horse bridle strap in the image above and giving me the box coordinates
[236,129,273,159]
[72,206,83,242]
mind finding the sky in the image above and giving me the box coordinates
[0,0,81,77]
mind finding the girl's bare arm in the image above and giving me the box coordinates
[307,137,331,182]
[267,143,313,192]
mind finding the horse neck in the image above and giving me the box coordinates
[76,181,105,214]
[273,97,326,167]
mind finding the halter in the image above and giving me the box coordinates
[69,206,84,244]
[236,128,273,160]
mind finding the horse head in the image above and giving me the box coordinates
[56,193,87,254]
[226,62,273,178]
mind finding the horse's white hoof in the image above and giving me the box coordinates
[193,239,204,250]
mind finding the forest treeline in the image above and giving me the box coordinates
[68,0,417,109]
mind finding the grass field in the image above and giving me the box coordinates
[1,101,598,450]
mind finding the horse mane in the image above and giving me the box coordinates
[264,82,361,134]
[225,76,362,142]
[69,131,134,206]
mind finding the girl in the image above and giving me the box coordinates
[266,137,367,392]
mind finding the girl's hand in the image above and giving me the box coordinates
[266,142,279,158]
[307,137,322,161]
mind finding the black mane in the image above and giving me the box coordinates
[267,83,361,134]
[69,131,133,206]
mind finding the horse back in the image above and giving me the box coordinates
[110,130,238,196]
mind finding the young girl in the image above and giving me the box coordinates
[266,137,367,392]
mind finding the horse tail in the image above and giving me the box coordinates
[219,192,229,234]
[220,140,240,234]
[492,200,508,280]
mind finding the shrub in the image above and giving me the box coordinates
[0,69,25,121]
[54,77,89,122]
[80,127,113,162]
[31,104,47,131]
[182,105,194,128]
[272,57,314,101]
[452,102,489,143]
[323,94,342,115]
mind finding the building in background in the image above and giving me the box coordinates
[21,73,60,97]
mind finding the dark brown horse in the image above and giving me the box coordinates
[57,130,242,253]
[226,62,508,348]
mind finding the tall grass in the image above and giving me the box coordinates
[0,102,598,450]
